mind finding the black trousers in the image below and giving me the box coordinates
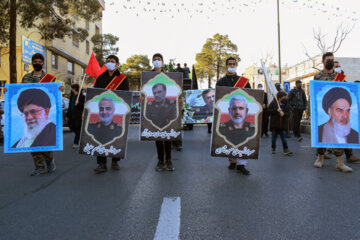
[155,141,171,162]
[97,156,120,164]
[262,110,269,135]
[344,148,353,158]
[74,126,81,144]
[292,109,304,137]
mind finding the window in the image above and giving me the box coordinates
[72,31,79,48]
[67,61,74,75]
[51,53,58,70]
[95,25,100,35]
[86,40,90,55]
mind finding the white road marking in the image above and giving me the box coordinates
[154,197,181,240]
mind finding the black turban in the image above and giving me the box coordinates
[17,88,51,112]
[322,87,352,114]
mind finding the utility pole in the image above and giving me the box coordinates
[9,0,17,83]
[277,0,282,83]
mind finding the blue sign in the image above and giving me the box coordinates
[21,36,45,65]
[283,81,290,93]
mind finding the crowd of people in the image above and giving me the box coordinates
[2,51,359,177]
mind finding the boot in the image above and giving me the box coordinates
[155,160,165,171]
[165,160,175,171]
[313,155,324,168]
[336,156,352,173]
[111,160,120,170]
[347,154,360,163]
[93,163,107,174]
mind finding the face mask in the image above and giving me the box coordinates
[334,67,342,73]
[228,67,237,73]
[258,87,263,90]
[32,63,43,71]
[105,62,116,71]
[325,60,334,70]
[153,60,162,69]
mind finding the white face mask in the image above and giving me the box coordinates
[258,87,264,90]
[105,62,116,71]
[228,67,237,73]
[334,67,342,73]
[153,60,163,69]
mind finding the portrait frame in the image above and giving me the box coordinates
[211,86,263,159]
[4,83,63,153]
[183,88,215,124]
[140,72,183,141]
[79,88,132,158]
[310,80,360,149]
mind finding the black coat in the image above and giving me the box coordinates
[268,99,291,131]
[67,93,85,130]
[94,69,129,91]
[216,74,251,88]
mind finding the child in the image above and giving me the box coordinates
[268,91,293,155]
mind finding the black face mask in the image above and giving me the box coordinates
[32,63,43,71]
[325,60,334,70]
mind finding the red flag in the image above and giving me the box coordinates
[85,52,101,77]
[92,65,108,85]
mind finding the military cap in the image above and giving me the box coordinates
[322,87,352,113]
[17,88,51,112]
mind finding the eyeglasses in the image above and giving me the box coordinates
[22,109,43,117]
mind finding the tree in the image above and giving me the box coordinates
[91,33,119,66]
[120,55,151,90]
[303,23,354,70]
[195,33,240,87]
[1,0,102,83]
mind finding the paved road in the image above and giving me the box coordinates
[1,126,360,240]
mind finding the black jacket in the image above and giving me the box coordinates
[67,93,85,130]
[216,74,251,88]
[287,87,307,110]
[268,99,291,131]
[94,69,129,90]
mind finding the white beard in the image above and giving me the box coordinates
[332,117,351,138]
[231,115,245,125]
[24,113,50,140]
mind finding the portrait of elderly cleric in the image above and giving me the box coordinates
[193,89,215,120]
[219,95,255,146]
[12,88,56,148]
[318,87,359,144]
[145,83,177,129]
[87,97,123,145]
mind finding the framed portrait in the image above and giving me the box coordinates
[183,88,214,124]
[140,72,183,141]
[4,83,63,153]
[130,91,141,125]
[79,88,132,158]
[211,86,263,159]
[310,80,360,149]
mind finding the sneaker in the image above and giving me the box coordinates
[111,161,120,170]
[297,137,303,142]
[165,160,175,171]
[31,166,46,176]
[46,159,56,173]
[73,144,79,149]
[155,161,165,171]
[272,149,276,154]
[93,164,107,174]
[228,162,236,170]
[237,165,250,175]
[284,149,293,156]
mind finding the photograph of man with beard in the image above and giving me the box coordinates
[219,95,255,146]
[87,97,123,145]
[12,88,56,148]
[193,89,215,121]
[318,87,359,144]
[145,83,176,129]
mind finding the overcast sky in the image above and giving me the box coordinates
[102,0,360,73]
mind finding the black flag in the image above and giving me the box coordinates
[191,65,198,89]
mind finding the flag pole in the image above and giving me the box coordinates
[76,73,87,105]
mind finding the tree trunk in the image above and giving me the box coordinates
[216,62,220,81]
[9,0,17,83]
[208,75,211,88]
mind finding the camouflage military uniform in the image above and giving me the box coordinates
[22,70,54,167]
[313,70,343,157]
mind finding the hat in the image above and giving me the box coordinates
[322,87,352,114]
[17,88,51,112]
